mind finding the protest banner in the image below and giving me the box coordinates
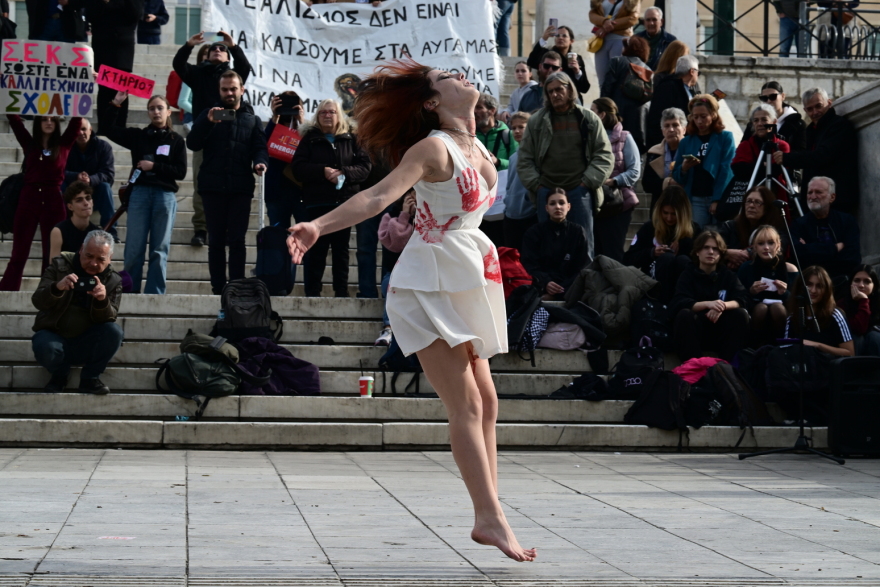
[97,65,155,100]
[0,40,95,117]
[202,0,500,120]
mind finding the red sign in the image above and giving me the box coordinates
[96,65,155,100]
[267,125,301,163]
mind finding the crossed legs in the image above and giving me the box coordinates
[416,338,537,562]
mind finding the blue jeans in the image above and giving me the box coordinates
[356,213,382,298]
[32,322,124,380]
[537,185,594,260]
[123,185,177,294]
[381,271,392,326]
[779,16,803,58]
[495,0,515,57]
[690,196,713,229]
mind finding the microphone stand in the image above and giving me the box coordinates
[739,202,844,464]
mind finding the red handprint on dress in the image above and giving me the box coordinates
[457,167,489,212]
[483,246,502,284]
[415,201,459,244]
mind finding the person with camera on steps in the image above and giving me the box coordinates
[174,31,252,247]
[63,119,117,241]
[187,71,268,296]
[31,230,124,395]
[105,91,187,295]
[49,181,102,260]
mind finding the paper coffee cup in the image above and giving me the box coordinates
[359,376,374,397]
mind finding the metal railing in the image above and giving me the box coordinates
[696,0,880,59]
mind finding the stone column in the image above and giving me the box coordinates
[667,0,698,51]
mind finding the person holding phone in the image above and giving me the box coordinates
[527,23,591,97]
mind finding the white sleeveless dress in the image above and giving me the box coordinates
[386,130,508,359]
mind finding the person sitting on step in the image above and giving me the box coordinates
[49,181,102,260]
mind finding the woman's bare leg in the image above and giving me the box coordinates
[468,346,498,494]
[416,339,536,562]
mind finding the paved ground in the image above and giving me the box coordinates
[0,449,878,587]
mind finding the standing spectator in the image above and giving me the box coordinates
[589,0,640,85]
[26,0,86,42]
[517,71,614,260]
[742,82,806,151]
[624,185,699,302]
[785,265,853,358]
[590,97,640,263]
[375,191,416,346]
[651,39,692,87]
[527,25,591,97]
[0,115,82,292]
[520,188,590,301]
[790,176,861,282]
[105,92,187,294]
[643,107,686,209]
[49,182,101,260]
[86,0,144,133]
[500,62,538,123]
[776,0,804,57]
[518,51,562,114]
[646,54,700,148]
[186,71,267,295]
[600,35,651,151]
[174,32,252,247]
[719,186,787,271]
[635,7,677,70]
[672,94,735,227]
[63,119,117,240]
[178,45,211,131]
[670,230,750,362]
[353,162,389,299]
[290,98,371,297]
[773,87,860,214]
[838,265,880,356]
[137,0,169,45]
[737,225,798,345]
[475,93,517,247]
[31,230,124,395]
[502,112,536,251]
[495,0,515,57]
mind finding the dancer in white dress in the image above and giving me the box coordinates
[288,61,537,562]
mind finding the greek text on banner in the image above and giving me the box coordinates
[0,40,95,117]
[97,65,155,100]
[202,0,500,121]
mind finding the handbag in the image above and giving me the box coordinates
[587,36,604,53]
[267,123,301,163]
[594,183,624,219]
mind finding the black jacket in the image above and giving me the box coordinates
[623,220,701,275]
[137,0,169,37]
[520,219,589,293]
[601,55,649,151]
[646,75,694,148]
[290,127,371,207]
[187,101,268,196]
[790,209,861,280]
[670,263,749,317]
[173,44,252,121]
[64,136,116,188]
[26,0,86,41]
[782,107,860,213]
[82,0,144,70]
[102,106,187,193]
[526,42,591,96]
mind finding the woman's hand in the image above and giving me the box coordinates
[653,245,670,258]
[287,222,320,264]
[403,193,417,216]
[774,280,787,295]
[852,283,868,299]
[145,13,156,22]
[137,160,154,171]
[750,280,769,296]
[112,91,129,106]
[270,95,281,116]
[546,281,565,295]
[726,249,750,269]
[681,157,700,172]
[542,25,555,41]
[218,30,235,47]
[602,19,614,32]
[709,201,718,216]
[668,240,679,254]
[569,55,580,75]
[324,167,342,182]
[603,178,616,186]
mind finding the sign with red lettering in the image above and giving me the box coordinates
[267,125,301,163]
[97,65,155,100]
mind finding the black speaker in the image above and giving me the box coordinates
[829,357,880,457]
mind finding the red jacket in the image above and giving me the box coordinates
[8,115,82,187]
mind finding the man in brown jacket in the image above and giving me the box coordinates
[31,230,124,394]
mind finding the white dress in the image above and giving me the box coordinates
[386,130,508,359]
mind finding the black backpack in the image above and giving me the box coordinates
[377,334,424,395]
[0,171,24,234]
[706,361,774,446]
[630,297,671,351]
[505,285,545,366]
[620,62,654,104]
[623,370,690,437]
[607,336,664,400]
[212,278,283,343]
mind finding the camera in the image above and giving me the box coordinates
[764,123,777,135]
[74,277,97,292]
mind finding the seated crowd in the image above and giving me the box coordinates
[2,15,874,402]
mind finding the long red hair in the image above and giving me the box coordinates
[352,59,440,167]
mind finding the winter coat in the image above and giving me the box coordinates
[520,219,590,293]
[635,29,677,70]
[790,209,861,280]
[646,75,695,148]
[186,101,268,196]
[103,107,187,192]
[589,0,640,36]
[32,252,123,334]
[173,44,252,120]
[606,121,640,210]
[64,136,116,188]
[601,55,650,150]
[642,139,678,206]
[670,263,749,317]
[137,0,169,37]
[235,337,321,396]
[82,0,144,70]
[565,255,658,342]
[290,126,371,207]
[672,130,736,203]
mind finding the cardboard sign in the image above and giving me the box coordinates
[97,65,155,99]
[0,40,95,116]
[267,124,301,163]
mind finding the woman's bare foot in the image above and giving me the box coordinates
[471,516,537,562]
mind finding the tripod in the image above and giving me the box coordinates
[739,202,845,465]
[745,138,803,217]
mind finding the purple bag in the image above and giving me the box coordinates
[234,337,321,396]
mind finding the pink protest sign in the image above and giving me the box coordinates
[97,65,154,99]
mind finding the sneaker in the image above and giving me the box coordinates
[44,372,68,393]
[190,231,207,247]
[78,378,110,395]
[375,326,392,346]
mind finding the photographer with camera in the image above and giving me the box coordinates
[31,230,124,395]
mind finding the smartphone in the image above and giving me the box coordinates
[711,88,727,101]
[205,32,224,43]
[278,93,302,116]
[549,18,558,31]
[214,109,235,122]
[684,154,700,162]
[74,277,97,292]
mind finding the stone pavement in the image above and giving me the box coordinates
[1,449,878,587]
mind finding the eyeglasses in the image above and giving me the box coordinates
[744,199,764,207]
[210,44,228,53]
[541,63,561,71]
[318,110,338,116]
[758,93,779,102]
